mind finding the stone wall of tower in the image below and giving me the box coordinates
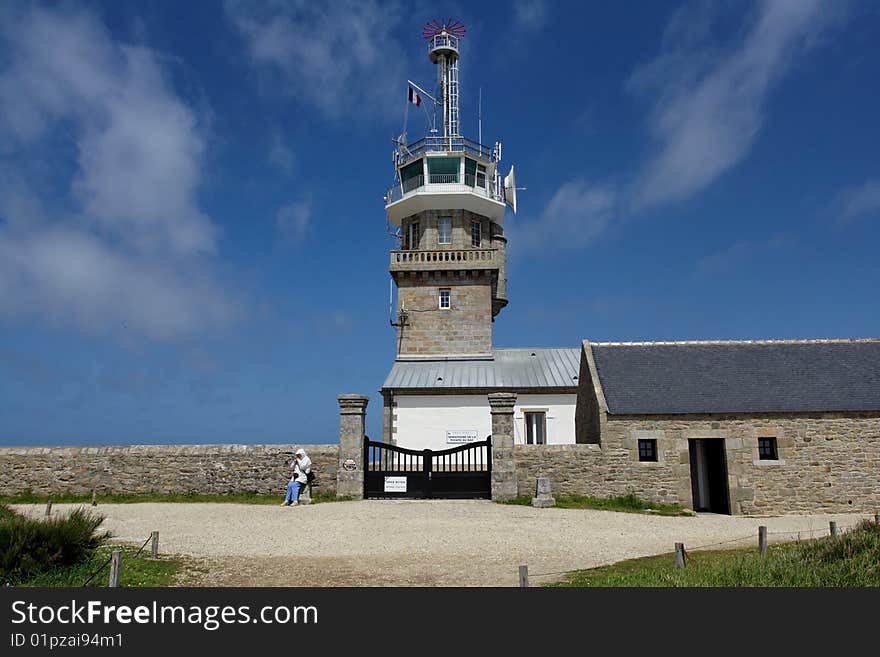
[401,209,492,250]
[393,207,506,357]
[396,270,494,356]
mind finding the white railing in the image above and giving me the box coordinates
[386,176,500,205]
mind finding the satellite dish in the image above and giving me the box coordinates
[503,165,517,214]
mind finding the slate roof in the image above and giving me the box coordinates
[382,348,580,391]
[589,339,880,415]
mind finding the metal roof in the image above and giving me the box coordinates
[382,348,580,391]
[590,339,880,415]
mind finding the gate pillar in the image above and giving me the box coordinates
[489,392,518,501]
[337,394,369,500]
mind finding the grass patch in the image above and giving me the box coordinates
[550,520,880,587]
[1,489,350,506]
[0,504,110,584]
[311,490,353,504]
[17,544,182,587]
[500,492,692,516]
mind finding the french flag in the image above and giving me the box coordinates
[408,87,421,107]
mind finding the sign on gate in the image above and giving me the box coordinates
[384,476,407,493]
[446,429,478,444]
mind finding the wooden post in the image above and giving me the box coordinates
[674,543,685,569]
[829,521,838,537]
[874,513,878,526]
[45,500,52,516]
[91,490,97,507]
[758,526,768,557]
[150,531,159,560]
[518,565,529,588]
[108,550,122,588]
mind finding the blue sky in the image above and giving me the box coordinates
[1,0,879,446]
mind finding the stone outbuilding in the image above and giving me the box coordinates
[558,338,880,515]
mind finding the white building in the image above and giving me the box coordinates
[381,348,579,450]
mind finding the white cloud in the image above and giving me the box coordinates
[838,179,880,222]
[509,180,616,253]
[696,234,793,274]
[276,200,312,245]
[268,130,295,175]
[225,0,406,120]
[0,7,235,340]
[513,0,548,32]
[630,0,836,208]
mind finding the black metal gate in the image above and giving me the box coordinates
[364,436,492,499]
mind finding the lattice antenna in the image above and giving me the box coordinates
[423,18,465,139]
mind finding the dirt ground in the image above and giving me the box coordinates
[16,500,873,586]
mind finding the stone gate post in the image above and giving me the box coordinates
[489,392,518,501]
[337,394,369,500]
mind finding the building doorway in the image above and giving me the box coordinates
[688,439,730,514]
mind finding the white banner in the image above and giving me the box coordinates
[384,476,407,493]
[446,429,479,444]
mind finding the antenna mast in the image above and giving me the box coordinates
[423,19,466,145]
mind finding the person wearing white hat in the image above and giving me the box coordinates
[282,448,312,506]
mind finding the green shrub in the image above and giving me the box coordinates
[0,504,110,584]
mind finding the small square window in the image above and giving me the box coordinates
[758,437,778,460]
[439,288,451,309]
[438,217,452,244]
[638,439,657,462]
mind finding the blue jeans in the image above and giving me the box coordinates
[285,480,304,503]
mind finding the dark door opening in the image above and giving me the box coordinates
[688,439,731,514]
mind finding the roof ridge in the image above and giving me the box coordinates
[494,346,579,352]
[591,338,880,347]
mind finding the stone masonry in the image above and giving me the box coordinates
[395,273,493,356]
[0,444,339,497]
[336,394,368,500]
[516,412,880,515]
[391,209,507,357]
[489,392,518,501]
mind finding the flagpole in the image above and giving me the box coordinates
[478,87,482,147]
[406,80,437,105]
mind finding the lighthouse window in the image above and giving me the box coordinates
[427,157,460,183]
[476,164,487,189]
[464,157,477,186]
[400,159,424,193]
[439,288,451,309]
[408,222,420,250]
[438,217,452,244]
[471,220,481,247]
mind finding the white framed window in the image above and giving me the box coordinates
[471,220,481,247]
[439,288,451,309]
[438,217,452,244]
[524,411,546,445]
[408,221,420,250]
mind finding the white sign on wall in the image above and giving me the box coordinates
[446,429,479,444]
[384,476,407,493]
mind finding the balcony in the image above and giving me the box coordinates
[385,174,506,225]
[389,248,498,273]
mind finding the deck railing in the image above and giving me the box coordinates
[390,248,497,269]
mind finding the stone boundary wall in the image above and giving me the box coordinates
[515,412,880,515]
[0,444,339,497]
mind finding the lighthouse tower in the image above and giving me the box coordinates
[386,20,515,358]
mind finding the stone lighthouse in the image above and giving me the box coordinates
[384,20,516,358]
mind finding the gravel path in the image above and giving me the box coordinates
[17,501,873,586]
